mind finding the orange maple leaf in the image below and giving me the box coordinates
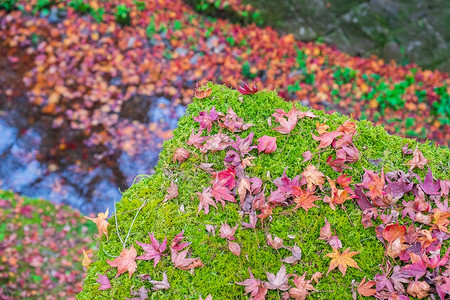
[293,188,320,213]
[85,208,110,241]
[325,247,361,277]
[357,277,376,296]
[107,246,138,278]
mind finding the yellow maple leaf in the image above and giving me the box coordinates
[85,208,110,241]
[325,247,361,277]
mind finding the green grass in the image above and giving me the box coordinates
[78,83,449,299]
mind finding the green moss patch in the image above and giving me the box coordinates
[79,84,449,299]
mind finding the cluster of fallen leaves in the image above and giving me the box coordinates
[82,224,204,299]
[83,90,448,298]
[0,0,447,187]
[0,190,96,299]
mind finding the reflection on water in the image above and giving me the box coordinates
[0,55,185,214]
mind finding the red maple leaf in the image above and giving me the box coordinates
[236,81,259,95]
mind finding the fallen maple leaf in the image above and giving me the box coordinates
[406,280,429,299]
[301,150,312,162]
[325,247,361,277]
[164,181,178,202]
[171,231,191,252]
[266,264,291,291]
[316,122,329,135]
[194,86,212,99]
[85,208,110,241]
[311,272,323,283]
[318,218,331,241]
[173,147,190,163]
[128,286,148,299]
[301,165,324,191]
[107,246,138,278]
[197,187,217,215]
[96,274,111,290]
[212,183,236,208]
[228,241,241,256]
[236,268,268,299]
[193,107,219,132]
[257,135,277,154]
[199,295,213,300]
[267,234,283,250]
[281,244,302,264]
[219,222,238,240]
[148,272,170,291]
[236,81,258,95]
[312,131,343,149]
[336,119,356,134]
[382,223,406,244]
[292,188,319,213]
[357,277,376,296]
[136,233,168,267]
[272,108,298,134]
[289,272,316,300]
[171,249,202,270]
[187,129,209,149]
[406,146,428,170]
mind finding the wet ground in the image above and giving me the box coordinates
[0,53,185,215]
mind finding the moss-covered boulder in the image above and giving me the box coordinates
[79,83,449,299]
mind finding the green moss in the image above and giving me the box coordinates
[78,84,449,299]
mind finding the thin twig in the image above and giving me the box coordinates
[342,205,354,227]
[123,200,147,248]
[102,248,119,258]
[114,200,125,248]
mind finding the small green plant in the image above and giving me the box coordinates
[134,0,145,11]
[173,20,182,31]
[242,61,256,79]
[91,7,104,22]
[33,0,52,14]
[115,4,130,26]
[69,0,91,13]
[146,17,156,39]
[0,0,18,11]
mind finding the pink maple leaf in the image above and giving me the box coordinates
[236,81,259,95]
[257,135,277,154]
[136,233,168,267]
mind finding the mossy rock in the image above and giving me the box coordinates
[78,83,449,299]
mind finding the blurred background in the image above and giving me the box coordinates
[0,0,448,297]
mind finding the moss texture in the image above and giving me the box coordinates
[78,83,449,299]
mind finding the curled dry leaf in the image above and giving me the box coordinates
[301,151,312,163]
[257,135,277,154]
[228,241,241,256]
[107,246,138,278]
[82,249,92,268]
[407,280,430,299]
[281,244,302,264]
[173,147,190,163]
[301,165,324,191]
[96,274,111,291]
[194,87,212,99]
[236,81,259,95]
[311,272,323,283]
[85,208,110,241]
[406,146,428,170]
[316,122,330,135]
[267,234,283,250]
[164,181,178,202]
[148,272,170,291]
